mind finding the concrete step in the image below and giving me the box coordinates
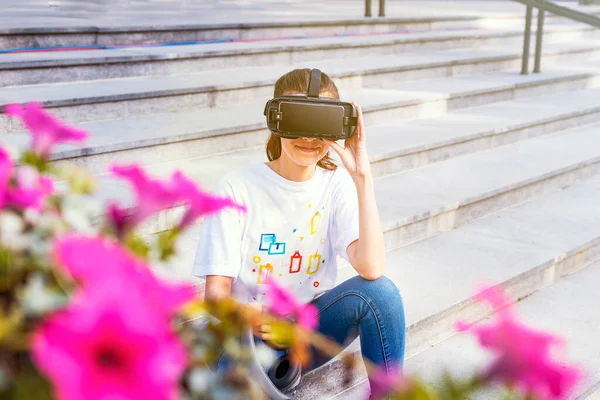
[2,57,599,129]
[333,258,600,400]
[297,175,600,399]
[1,24,599,86]
[93,117,600,253]
[363,85,600,178]
[579,384,600,400]
[0,14,534,50]
[4,84,600,181]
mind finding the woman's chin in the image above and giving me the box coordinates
[292,154,322,166]
[290,149,326,164]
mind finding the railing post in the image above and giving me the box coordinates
[534,1,546,73]
[521,4,533,75]
[378,0,385,17]
[365,0,372,17]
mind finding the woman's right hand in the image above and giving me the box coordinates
[248,302,288,349]
[248,302,269,339]
[205,277,283,346]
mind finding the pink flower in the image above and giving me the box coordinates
[0,148,53,212]
[266,278,319,331]
[457,285,581,399]
[369,365,406,400]
[106,202,129,235]
[32,274,187,400]
[172,171,246,229]
[110,164,179,229]
[4,102,87,156]
[54,234,195,316]
[5,165,54,212]
[0,147,13,209]
[109,165,246,233]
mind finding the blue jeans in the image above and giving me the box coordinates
[306,275,406,384]
[218,276,406,393]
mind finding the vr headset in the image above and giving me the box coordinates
[264,69,358,140]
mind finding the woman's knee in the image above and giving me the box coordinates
[351,275,403,308]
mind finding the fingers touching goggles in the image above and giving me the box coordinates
[264,69,358,141]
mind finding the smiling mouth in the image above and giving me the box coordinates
[296,146,319,152]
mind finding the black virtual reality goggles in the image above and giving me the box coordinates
[264,69,358,140]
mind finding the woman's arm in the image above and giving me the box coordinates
[326,102,386,280]
[347,174,386,280]
[204,275,235,307]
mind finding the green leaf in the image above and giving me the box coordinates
[0,310,23,343]
[408,378,441,400]
[156,228,180,262]
[20,151,48,173]
[2,362,54,400]
[124,235,150,261]
[0,246,16,271]
[434,370,487,400]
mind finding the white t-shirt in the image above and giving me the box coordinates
[192,163,360,305]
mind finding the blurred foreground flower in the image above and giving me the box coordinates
[54,234,195,317]
[5,166,54,212]
[109,164,179,232]
[266,278,318,331]
[0,147,12,209]
[369,365,408,400]
[457,285,580,400]
[262,278,319,367]
[0,211,29,251]
[32,275,188,400]
[109,164,246,235]
[4,102,87,157]
[172,171,246,230]
[0,148,53,213]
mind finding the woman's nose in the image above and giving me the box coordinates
[301,137,316,142]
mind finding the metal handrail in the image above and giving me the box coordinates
[365,0,385,17]
[513,0,600,74]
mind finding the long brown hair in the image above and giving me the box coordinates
[266,68,338,171]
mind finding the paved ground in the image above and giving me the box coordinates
[0,0,596,29]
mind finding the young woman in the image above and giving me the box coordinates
[193,68,406,394]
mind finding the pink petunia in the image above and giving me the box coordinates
[54,234,195,316]
[32,273,187,400]
[109,165,245,233]
[0,147,13,209]
[266,278,319,331]
[457,285,581,400]
[172,171,246,229]
[110,164,180,229]
[4,102,87,156]
[5,165,54,212]
[369,365,406,400]
[106,202,129,235]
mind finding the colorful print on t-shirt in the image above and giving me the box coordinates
[253,203,328,290]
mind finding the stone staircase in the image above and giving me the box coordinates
[1,5,600,399]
